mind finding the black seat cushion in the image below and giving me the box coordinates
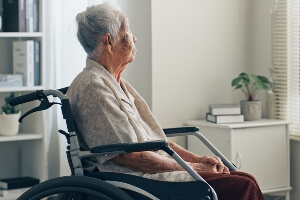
[86,172,213,200]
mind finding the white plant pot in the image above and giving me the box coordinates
[240,100,261,121]
[0,112,21,136]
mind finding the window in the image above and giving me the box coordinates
[273,0,300,135]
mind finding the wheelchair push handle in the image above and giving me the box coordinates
[9,88,69,106]
[9,90,40,106]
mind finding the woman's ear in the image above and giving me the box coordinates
[103,33,113,55]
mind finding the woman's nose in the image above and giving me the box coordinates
[133,35,137,43]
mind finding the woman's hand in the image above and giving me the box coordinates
[194,156,230,174]
[166,140,229,174]
[188,162,220,173]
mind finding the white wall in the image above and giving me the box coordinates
[59,2,87,88]
[246,0,275,117]
[118,0,152,108]
[152,0,248,131]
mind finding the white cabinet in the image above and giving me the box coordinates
[0,0,47,188]
[185,119,291,199]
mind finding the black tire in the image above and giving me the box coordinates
[17,176,135,200]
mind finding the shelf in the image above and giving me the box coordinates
[0,197,20,200]
[0,86,43,92]
[0,133,43,142]
[186,118,289,129]
[0,32,43,38]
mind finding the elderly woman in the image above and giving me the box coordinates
[67,2,264,200]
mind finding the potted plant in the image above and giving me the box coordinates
[231,73,273,121]
[0,93,21,136]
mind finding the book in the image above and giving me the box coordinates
[0,74,23,87]
[26,0,34,32]
[32,0,39,32]
[33,40,40,85]
[0,177,39,190]
[206,113,244,124]
[209,104,241,115]
[0,187,29,197]
[13,40,34,86]
[2,0,26,32]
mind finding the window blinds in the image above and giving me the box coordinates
[273,0,300,135]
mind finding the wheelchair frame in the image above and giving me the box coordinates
[9,88,238,200]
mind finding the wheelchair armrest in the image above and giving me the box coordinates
[163,127,238,171]
[90,140,168,154]
[163,126,199,137]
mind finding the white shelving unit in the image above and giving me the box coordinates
[0,0,47,189]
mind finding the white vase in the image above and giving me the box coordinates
[240,100,261,121]
[267,91,276,119]
[0,112,21,136]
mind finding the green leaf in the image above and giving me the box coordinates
[234,84,243,90]
[241,78,250,85]
[251,74,259,81]
[255,82,263,90]
[2,92,19,114]
[261,84,269,90]
[232,77,241,86]
[239,73,249,78]
[257,76,270,83]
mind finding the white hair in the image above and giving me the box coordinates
[76,1,122,60]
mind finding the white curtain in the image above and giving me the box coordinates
[44,0,62,179]
[273,0,300,135]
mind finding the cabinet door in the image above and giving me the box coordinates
[232,125,288,191]
[187,127,231,159]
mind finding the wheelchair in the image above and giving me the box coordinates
[9,87,238,200]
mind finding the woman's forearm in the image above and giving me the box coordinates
[167,140,202,162]
[111,151,184,174]
[111,149,227,174]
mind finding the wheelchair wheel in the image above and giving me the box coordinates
[17,176,135,200]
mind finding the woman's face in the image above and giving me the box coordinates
[114,16,137,65]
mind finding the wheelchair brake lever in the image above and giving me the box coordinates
[19,96,56,123]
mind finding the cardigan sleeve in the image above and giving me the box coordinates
[69,81,139,164]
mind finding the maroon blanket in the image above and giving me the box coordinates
[200,171,265,200]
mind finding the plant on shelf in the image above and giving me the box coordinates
[2,93,19,114]
[231,72,273,101]
[231,72,273,121]
[0,93,21,136]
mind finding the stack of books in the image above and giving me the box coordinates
[0,74,23,87]
[0,177,39,199]
[206,104,244,124]
[2,0,39,32]
[13,40,41,86]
